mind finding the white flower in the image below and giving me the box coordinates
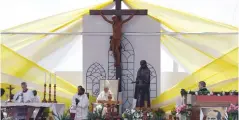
[195,92,198,95]
[125,109,131,114]
[131,109,136,113]
[96,104,102,110]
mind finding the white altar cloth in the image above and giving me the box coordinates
[1,103,65,118]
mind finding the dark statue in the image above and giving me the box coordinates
[133,60,151,107]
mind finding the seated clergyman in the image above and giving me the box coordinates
[96,81,114,102]
[198,81,210,94]
[13,82,34,103]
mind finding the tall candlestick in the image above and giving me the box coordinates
[53,84,57,103]
[48,83,52,103]
[42,84,47,103]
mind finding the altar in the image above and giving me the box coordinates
[1,103,65,120]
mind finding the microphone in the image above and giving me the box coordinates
[75,98,80,105]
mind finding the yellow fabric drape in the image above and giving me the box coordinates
[161,34,238,72]
[124,0,238,72]
[1,0,113,51]
[124,0,237,32]
[1,44,76,96]
[152,48,238,106]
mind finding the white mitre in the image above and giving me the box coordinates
[104,80,110,89]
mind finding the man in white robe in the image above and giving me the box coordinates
[13,82,34,103]
[97,81,114,102]
[12,82,34,120]
[96,81,116,115]
[71,87,89,120]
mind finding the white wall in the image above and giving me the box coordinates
[160,72,189,93]
[82,15,161,97]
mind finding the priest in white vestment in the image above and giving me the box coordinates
[96,80,114,102]
[13,82,34,103]
[71,87,89,120]
[96,80,116,115]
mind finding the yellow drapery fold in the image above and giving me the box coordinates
[1,44,76,96]
[124,0,237,32]
[161,34,238,72]
[1,0,113,51]
[152,48,238,106]
[124,0,238,72]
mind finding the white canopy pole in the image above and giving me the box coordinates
[1,31,238,35]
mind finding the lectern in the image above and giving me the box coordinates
[184,95,238,120]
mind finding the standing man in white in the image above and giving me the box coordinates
[71,87,89,120]
[13,82,34,103]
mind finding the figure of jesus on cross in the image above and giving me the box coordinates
[90,0,147,80]
[100,12,135,67]
[90,0,147,69]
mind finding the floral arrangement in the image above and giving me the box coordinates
[2,117,14,120]
[180,89,238,96]
[176,104,192,117]
[171,108,176,116]
[88,104,105,120]
[153,108,165,120]
[227,104,238,120]
[122,109,154,120]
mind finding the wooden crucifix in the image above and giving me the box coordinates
[6,85,15,102]
[90,0,147,83]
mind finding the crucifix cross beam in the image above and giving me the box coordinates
[90,0,147,16]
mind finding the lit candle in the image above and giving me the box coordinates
[44,72,46,84]
[49,73,51,84]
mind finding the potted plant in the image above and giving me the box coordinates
[88,104,105,120]
[171,108,177,120]
[122,108,153,120]
[153,108,165,120]
[52,111,70,120]
[176,104,192,120]
[227,104,238,120]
